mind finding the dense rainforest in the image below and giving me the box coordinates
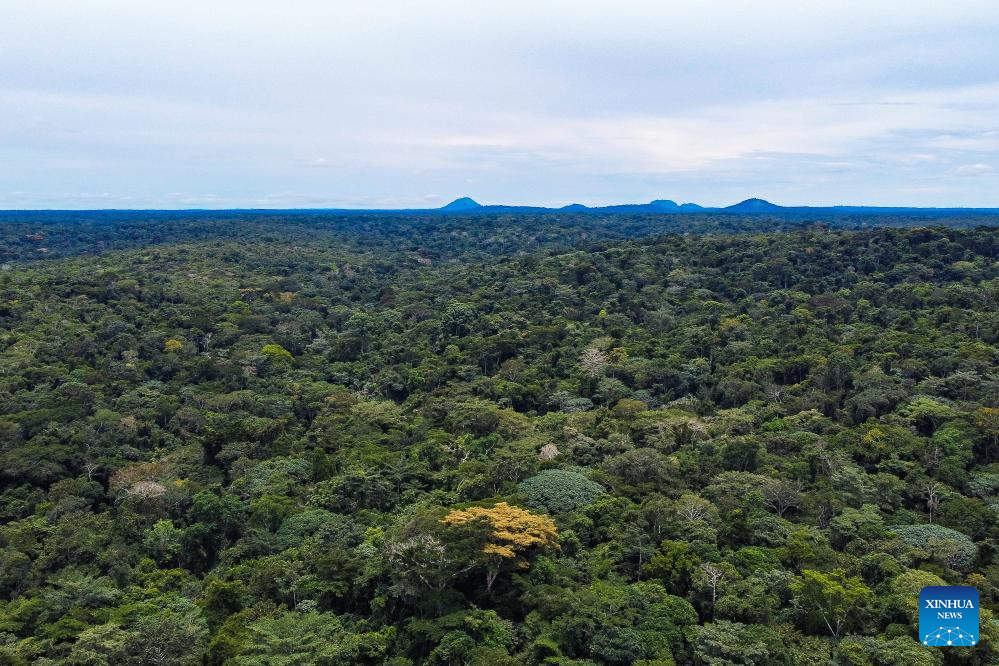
[1,213,998,665]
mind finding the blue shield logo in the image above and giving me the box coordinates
[919,586,979,646]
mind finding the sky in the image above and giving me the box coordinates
[3,0,999,209]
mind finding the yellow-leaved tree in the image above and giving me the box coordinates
[441,502,557,592]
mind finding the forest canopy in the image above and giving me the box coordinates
[0,214,997,665]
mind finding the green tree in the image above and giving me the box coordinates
[229,611,388,665]
[518,469,605,514]
[693,620,777,665]
[791,569,872,639]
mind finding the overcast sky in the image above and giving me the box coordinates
[3,1,999,208]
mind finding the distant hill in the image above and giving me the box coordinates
[439,197,482,211]
[4,197,997,222]
[725,198,783,213]
[422,196,997,216]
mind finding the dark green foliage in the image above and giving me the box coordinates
[1,216,998,663]
[519,469,605,514]
[890,524,979,571]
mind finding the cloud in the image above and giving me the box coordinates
[953,163,993,177]
[1,1,998,208]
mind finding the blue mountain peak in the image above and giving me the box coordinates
[440,197,482,211]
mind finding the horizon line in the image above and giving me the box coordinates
[2,198,999,214]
